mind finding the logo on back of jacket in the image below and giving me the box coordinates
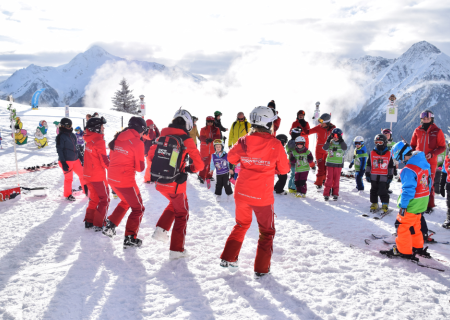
[329,149,342,158]
[420,173,428,189]
[241,157,270,166]
[215,160,227,170]
[114,146,128,155]
[373,159,387,169]
[158,149,170,158]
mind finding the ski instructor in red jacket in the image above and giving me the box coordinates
[303,113,336,189]
[410,110,446,213]
[102,117,147,248]
[148,109,204,259]
[198,116,221,182]
[220,106,290,278]
[83,116,110,230]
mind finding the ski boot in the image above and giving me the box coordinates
[316,185,323,191]
[254,271,270,279]
[381,203,389,213]
[324,196,329,201]
[210,177,215,182]
[170,249,188,259]
[102,219,116,238]
[442,219,450,229]
[93,226,102,232]
[152,226,169,243]
[332,195,338,201]
[370,203,379,212]
[424,207,434,214]
[123,235,142,248]
[198,175,204,184]
[380,245,418,261]
[295,193,304,198]
[220,259,239,273]
[413,246,431,259]
[288,188,297,194]
[423,232,436,243]
[387,189,393,194]
[66,194,76,201]
[85,222,94,229]
[276,191,287,195]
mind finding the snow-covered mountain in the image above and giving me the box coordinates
[342,41,450,149]
[0,46,205,108]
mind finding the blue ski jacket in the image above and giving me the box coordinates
[350,145,367,172]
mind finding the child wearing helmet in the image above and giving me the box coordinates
[289,136,314,197]
[286,128,302,193]
[382,128,398,193]
[366,134,395,214]
[380,141,432,260]
[75,126,85,165]
[322,128,347,201]
[349,136,368,192]
[199,116,221,183]
[209,139,234,201]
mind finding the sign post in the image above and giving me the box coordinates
[138,95,146,119]
[65,105,70,118]
[386,94,398,131]
[7,95,20,187]
[311,101,321,162]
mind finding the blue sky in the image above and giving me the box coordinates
[0,0,449,81]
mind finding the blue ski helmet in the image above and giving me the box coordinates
[392,141,413,162]
[331,128,343,139]
[75,126,81,132]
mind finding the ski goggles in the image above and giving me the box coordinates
[62,124,72,129]
[354,142,361,146]
[318,118,324,124]
[332,133,340,139]
[382,129,392,135]
[213,139,223,145]
[295,141,305,146]
[375,140,384,145]
[420,111,434,119]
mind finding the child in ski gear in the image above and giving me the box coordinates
[228,112,251,148]
[189,116,200,147]
[290,136,314,197]
[83,117,110,230]
[209,139,233,200]
[75,126,85,164]
[382,128,398,192]
[286,128,302,193]
[380,141,432,260]
[366,134,395,213]
[220,106,290,278]
[56,118,87,201]
[439,142,450,229]
[267,100,281,136]
[34,127,48,149]
[143,119,160,183]
[274,134,289,195]
[410,110,446,213]
[349,136,367,191]
[148,109,204,258]
[303,113,336,190]
[104,116,147,248]
[199,116,221,182]
[289,110,310,149]
[322,128,347,200]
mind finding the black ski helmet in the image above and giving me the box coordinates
[276,134,288,146]
[318,113,331,124]
[290,128,302,140]
[128,117,147,134]
[86,116,107,133]
[60,117,72,128]
[374,134,388,149]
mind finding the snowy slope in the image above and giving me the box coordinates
[0,46,205,108]
[1,101,450,319]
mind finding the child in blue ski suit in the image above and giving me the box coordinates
[349,136,367,192]
[75,126,85,165]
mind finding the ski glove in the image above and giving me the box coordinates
[185,165,195,174]
[61,161,69,172]
[365,174,371,182]
[205,138,213,144]
[175,172,188,184]
[349,162,353,169]
[299,119,307,127]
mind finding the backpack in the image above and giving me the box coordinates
[150,134,190,184]
[232,120,249,134]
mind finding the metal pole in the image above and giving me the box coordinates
[121,116,123,129]
[8,96,20,187]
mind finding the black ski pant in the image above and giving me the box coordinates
[274,174,287,193]
[215,173,233,196]
[370,180,389,204]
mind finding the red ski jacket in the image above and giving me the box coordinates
[289,119,311,148]
[148,126,204,194]
[304,123,336,155]
[83,131,109,182]
[199,125,221,157]
[108,129,145,187]
[228,132,290,206]
[410,123,446,166]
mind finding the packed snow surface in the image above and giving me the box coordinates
[0,102,449,319]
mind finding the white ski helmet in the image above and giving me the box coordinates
[295,136,306,144]
[173,108,193,132]
[249,106,278,130]
[353,136,364,146]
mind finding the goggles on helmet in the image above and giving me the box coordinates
[420,111,434,119]
[62,124,72,129]
[375,140,384,145]
[318,118,324,124]
[382,129,392,135]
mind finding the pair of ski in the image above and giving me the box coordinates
[362,208,393,220]
[361,234,448,272]
[371,233,450,246]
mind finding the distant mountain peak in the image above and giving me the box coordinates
[400,41,441,61]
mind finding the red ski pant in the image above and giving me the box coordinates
[428,162,436,209]
[199,155,212,180]
[108,182,145,237]
[220,200,275,274]
[59,160,85,197]
[395,211,423,255]
[323,166,342,196]
[84,180,110,228]
[156,192,189,252]
[144,156,152,182]
[314,151,327,186]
